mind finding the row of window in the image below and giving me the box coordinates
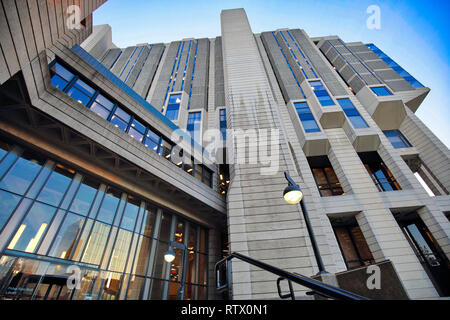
[366,44,424,88]
[0,140,209,300]
[294,97,368,132]
[272,32,306,98]
[279,30,317,79]
[49,61,213,188]
[308,151,402,197]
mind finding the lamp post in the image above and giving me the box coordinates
[284,171,327,274]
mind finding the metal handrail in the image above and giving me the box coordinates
[215,252,370,300]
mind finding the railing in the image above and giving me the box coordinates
[215,252,370,300]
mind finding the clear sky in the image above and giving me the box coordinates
[93,0,450,147]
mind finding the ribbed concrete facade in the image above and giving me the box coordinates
[0,3,449,300]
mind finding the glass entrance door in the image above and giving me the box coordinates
[400,218,450,297]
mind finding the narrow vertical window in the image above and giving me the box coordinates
[337,98,369,129]
[187,112,202,143]
[358,152,401,191]
[331,217,375,270]
[383,130,412,149]
[219,109,227,140]
[307,156,343,196]
[166,93,181,120]
[309,80,334,106]
[294,102,320,133]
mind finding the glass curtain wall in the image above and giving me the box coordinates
[0,138,209,300]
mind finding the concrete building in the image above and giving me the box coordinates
[0,2,448,300]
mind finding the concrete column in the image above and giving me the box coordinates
[221,8,315,299]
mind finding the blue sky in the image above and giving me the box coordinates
[93,0,450,147]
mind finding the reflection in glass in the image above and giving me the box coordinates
[0,151,44,195]
[175,221,184,244]
[8,202,57,253]
[0,189,21,230]
[72,269,99,300]
[132,236,151,276]
[121,196,139,231]
[81,221,110,265]
[69,177,99,216]
[101,271,122,300]
[108,229,132,272]
[0,258,49,300]
[126,275,145,300]
[159,213,172,243]
[150,278,164,299]
[37,164,74,206]
[49,212,85,259]
[96,187,121,224]
[140,205,156,236]
[153,241,168,280]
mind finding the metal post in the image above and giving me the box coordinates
[298,199,327,274]
[284,171,327,274]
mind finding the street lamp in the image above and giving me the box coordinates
[284,171,327,274]
[164,247,175,263]
[283,172,303,204]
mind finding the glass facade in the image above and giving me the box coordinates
[0,139,209,300]
[294,102,320,133]
[48,61,213,189]
[337,98,369,129]
[384,130,412,149]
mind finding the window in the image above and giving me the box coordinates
[0,150,45,195]
[110,107,131,132]
[219,109,227,140]
[37,164,75,207]
[166,93,181,120]
[50,62,74,91]
[96,187,121,224]
[371,86,392,96]
[0,138,212,300]
[48,212,85,259]
[120,195,139,231]
[309,80,334,106]
[128,119,146,143]
[384,130,412,149]
[332,217,375,270]
[0,189,21,231]
[8,202,57,253]
[294,102,320,133]
[337,98,369,129]
[69,177,100,216]
[66,79,95,105]
[89,94,114,120]
[48,61,214,189]
[187,112,202,143]
[308,156,343,196]
[358,152,401,191]
[144,129,162,153]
